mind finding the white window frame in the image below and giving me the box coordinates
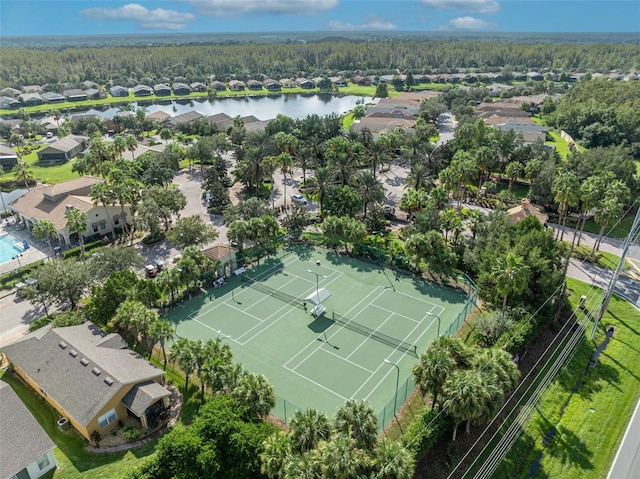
[98,408,117,429]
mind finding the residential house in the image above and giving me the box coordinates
[147,110,171,123]
[2,322,171,442]
[172,83,191,95]
[164,111,204,128]
[0,143,18,169]
[190,82,207,92]
[228,80,246,91]
[19,93,44,106]
[526,72,544,81]
[507,198,548,225]
[36,135,89,165]
[366,102,420,120]
[493,120,548,144]
[352,117,415,136]
[39,116,60,136]
[0,87,21,98]
[330,76,347,87]
[351,75,370,86]
[63,89,88,102]
[279,78,297,88]
[0,119,23,135]
[109,85,129,97]
[85,88,106,100]
[0,381,57,479]
[0,96,20,109]
[295,78,315,89]
[82,80,99,89]
[10,175,129,246]
[22,85,44,94]
[263,79,281,91]
[205,112,233,130]
[41,91,66,103]
[246,80,263,91]
[209,80,226,91]
[133,84,153,97]
[153,84,171,96]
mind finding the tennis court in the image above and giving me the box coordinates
[165,244,473,427]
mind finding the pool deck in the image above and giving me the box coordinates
[0,222,48,276]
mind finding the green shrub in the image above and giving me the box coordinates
[124,426,141,442]
[29,316,52,331]
[402,408,449,456]
[62,240,103,259]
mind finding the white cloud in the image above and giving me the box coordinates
[449,16,497,29]
[328,16,397,31]
[421,0,500,14]
[80,3,194,30]
[188,0,338,17]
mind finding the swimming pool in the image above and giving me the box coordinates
[0,233,24,264]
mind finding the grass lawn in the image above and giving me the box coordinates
[0,145,80,186]
[0,370,157,479]
[564,213,634,240]
[494,278,640,479]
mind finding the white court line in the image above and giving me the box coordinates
[370,303,422,324]
[284,286,385,370]
[317,343,375,374]
[284,364,349,401]
[189,316,238,344]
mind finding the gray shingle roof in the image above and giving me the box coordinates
[121,381,170,417]
[2,322,165,427]
[0,381,56,479]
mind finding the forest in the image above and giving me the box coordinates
[2,37,639,87]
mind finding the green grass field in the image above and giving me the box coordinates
[164,245,470,428]
[493,278,640,479]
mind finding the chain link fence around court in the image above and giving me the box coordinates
[376,273,478,432]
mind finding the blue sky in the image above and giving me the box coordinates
[1,0,638,36]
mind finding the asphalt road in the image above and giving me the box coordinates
[607,396,640,479]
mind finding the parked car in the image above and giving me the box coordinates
[291,194,308,204]
[153,259,165,271]
[145,264,158,278]
[383,205,395,218]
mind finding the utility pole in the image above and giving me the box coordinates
[592,206,640,339]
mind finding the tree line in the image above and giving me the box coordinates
[2,38,639,87]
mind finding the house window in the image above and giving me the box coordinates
[92,222,99,233]
[99,220,107,231]
[113,215,120,225]
[37,453,50,470]
[98,408,117,429]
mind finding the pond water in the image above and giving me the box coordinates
[75,94,362,121]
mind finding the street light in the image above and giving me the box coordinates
[383,358,401,426]
[426,311,441,338]
[13,254,23,269]
[307,269,326,302]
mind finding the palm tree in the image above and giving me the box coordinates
[90,181,116,236]
[197,338,232,399]
[474,348,520,394]
[592,194,624,253]
[159,128,173,144]
[64,207,88,260]
[111,133,127,159]
[504,161,524,191]
[442,369,496,441]
[31,219,58,258]
[169,337,198,393]
[412,340,456,409]
[492,252,530,322]
[329,151,357,186]
[284,451,321,479]
[399,188,429,216]
[306,166,332,215]
[150,320,175,371]
[372,438,415,479]
[574,174,605,247]
[404,161,434,192]
[357,170,385,215]
[13,159,33,190]
[289,409,331,454]
[125,134,138,160]
[316,434,370,479]
[231,370,275,417]
[277,152,294,209]
[156,268,180,305]
[552,170,579,241]
[260,432,291,479]
[333,399,378,451]
[136,107,148,136]
[367,137,389,178]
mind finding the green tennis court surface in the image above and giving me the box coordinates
[165,245,473,428]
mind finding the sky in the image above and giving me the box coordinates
[0,0,638,37]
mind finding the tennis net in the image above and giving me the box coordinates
[332,311,417,354]
[241,275,306,310]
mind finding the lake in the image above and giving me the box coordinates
[76,94,363,121]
